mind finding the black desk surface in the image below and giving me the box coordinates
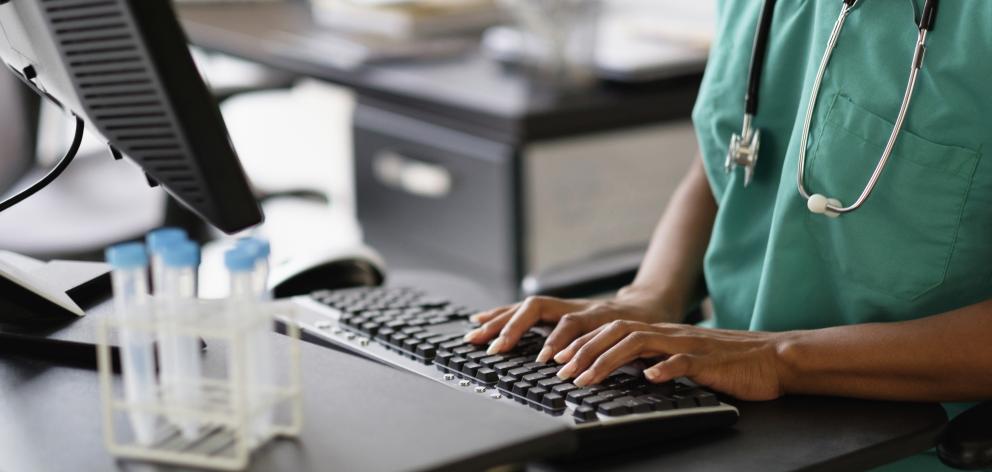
[176,1,701,142]
[0,270,949,471]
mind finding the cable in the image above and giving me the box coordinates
[0,115,84,213]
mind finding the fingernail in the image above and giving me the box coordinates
[644,368,661,380]
[557,364,576,380]
[487,338,505,355]
[536,346,553,364]
[469,314,483,323]
[463,329,480,342]
[553,350,569,364]
[574,371,594,387]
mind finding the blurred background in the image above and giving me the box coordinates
[0,0,715,304]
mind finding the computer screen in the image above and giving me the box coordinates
[0,0,263,233]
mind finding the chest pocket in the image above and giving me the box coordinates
[804,93,980,300]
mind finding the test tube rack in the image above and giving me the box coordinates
[96,299,303,470]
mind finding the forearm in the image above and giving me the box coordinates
[620,158,717,321]
[778,299,992,402]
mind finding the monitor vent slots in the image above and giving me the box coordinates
[42,0,207,205]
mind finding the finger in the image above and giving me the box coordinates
[557,320,641,380]
[463,309,514,344]
[552,324,605,365]
[489,297,556,354]
[470,304,515,324]
[542,305,616,364]
[644,353,702,384]
[572,333,653,387]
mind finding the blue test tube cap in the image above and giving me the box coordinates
[105,242,148,269]
[224,248,255,273]
[237,237,271,258]
[146,227,187,253]
[162,241,200,268]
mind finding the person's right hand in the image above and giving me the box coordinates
[463,292,673,364]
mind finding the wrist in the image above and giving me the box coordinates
[771,330,809,395]
[615,284,685,323]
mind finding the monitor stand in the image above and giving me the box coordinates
[0,250,115,367]
[0,250,110,323]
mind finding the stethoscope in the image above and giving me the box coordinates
[725,0,939,217]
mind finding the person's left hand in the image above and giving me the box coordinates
[553,321,794,401]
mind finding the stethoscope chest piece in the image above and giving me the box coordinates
[726,115,760,187]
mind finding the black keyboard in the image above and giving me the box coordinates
[294,287,739,453]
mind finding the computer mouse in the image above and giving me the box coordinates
[269,244,386,298]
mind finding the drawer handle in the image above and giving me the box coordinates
[373,151,453,198]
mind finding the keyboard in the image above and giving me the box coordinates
[293,286,739,453]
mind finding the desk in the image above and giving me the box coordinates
[0,272,948,471]
[177,2,702,304]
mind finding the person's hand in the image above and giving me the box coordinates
[554,321,793,401]
[463,291,676,363]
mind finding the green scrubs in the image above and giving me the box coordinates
[691,1,992,470]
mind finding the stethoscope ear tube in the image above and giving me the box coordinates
[919,0,938,31]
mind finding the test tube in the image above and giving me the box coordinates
[105,242,158,445]
[236,237,271,300]
[146,227,187,291]
[160,241,202,440]
[146,227,188,413]
[225,248,267,443]
[239,238,275,438]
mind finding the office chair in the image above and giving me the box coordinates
[938,401,992,470]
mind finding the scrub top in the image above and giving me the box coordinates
[691,1,992,470]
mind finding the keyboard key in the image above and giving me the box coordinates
[527,386,548,402]
[508,367,533,377]
[415,344,437,359]
[402,338,420,351]
[645,382,676,396]
[566,388,596,403]
[449,356,467,371]
[536,366,560,376]
[413,331,435,341]
[582,394,611,407]
[537,377,564,389]
[360,321,379,334]
[479,355,505,366]
[640,394,675,411]
[462,362,481,377]
[597,390,624,401]
[598,400,631,416]
[672,394,696,409]
[552,383,578,395]
[494,361,522,375]
[440,340,466,350]
[573,405,597,422]
[466,351,489,362]
[476,368,498,384]
[435,350,454,366]
[628,398,653,414]
[523,372,551,383]
[541,393,565,410]
[453,346,475,355]
[512,381,533,397]
[695,392,720,407]
[498,375,519,390]
[376,327,395,340]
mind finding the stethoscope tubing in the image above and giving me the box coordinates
[796,0,934,215]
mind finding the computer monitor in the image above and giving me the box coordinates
[0,0,263,233]
[0,0,263,321]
